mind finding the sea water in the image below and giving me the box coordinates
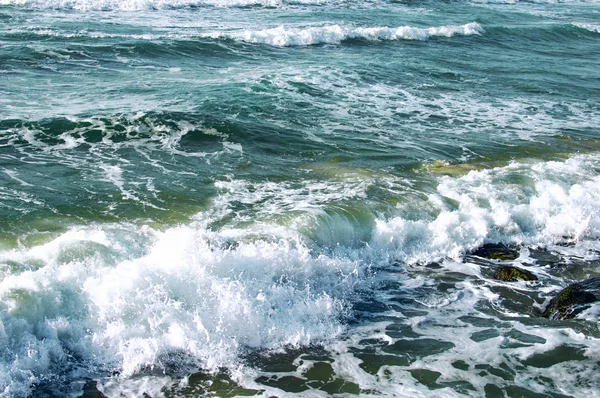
[1,0,599,396]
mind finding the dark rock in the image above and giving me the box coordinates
[80,381,107,398]
[528,248,561,267]
[493,265,538,282]
[542,278,600,320]
[471,243,519,261]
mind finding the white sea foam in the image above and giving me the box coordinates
[0,221,360,396]
[203,22,483,46]
[371,286,600,397]
[375,154,600,264]
[231,64,600,145]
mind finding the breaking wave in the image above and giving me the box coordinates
[204,22,483,46]
[573,22,600,34]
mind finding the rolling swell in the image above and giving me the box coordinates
[485,22,600,41]
[3,22,598,60]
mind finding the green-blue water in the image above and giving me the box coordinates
[1,0,600,396]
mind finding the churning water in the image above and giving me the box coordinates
[1,0,600,396]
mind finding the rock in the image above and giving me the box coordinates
[80,380,107,398]
[471,243,519,261]
[427,160,481,176]
[542,278,600,320]
[493,265,538,282]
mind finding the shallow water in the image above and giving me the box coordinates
[1,0,600,396]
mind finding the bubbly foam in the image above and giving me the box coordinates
[0,222,360,395]
[346,279,600,397]
[229,64,600,144]
[375,154,600,264]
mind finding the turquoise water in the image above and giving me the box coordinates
[1,0,600,396]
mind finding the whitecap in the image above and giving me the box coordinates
[204,22,483,46]
[573,22,600,33]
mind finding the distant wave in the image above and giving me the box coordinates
[0,0,335,10]
[3,0,599,10]
[3,22,483,46]
[204,23,483,46]
[2,28,172,40]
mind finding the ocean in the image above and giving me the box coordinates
[1,0,600,396]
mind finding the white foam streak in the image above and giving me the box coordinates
[207,22,483,46]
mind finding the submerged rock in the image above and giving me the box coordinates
[471,243,519,261]
[80,380,107,398]
[493,265,538,282]
[427,160,481,176]
[542,278,600,320]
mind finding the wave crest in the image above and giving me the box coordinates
[205,22,483,46]
[573,22,600,33]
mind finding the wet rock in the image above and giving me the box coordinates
[471,243,519,261]
[493,265,537,282]
[528,248,561,267]
[80,381,107,398]
[427,160,481,176]
[542,278,600,320]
